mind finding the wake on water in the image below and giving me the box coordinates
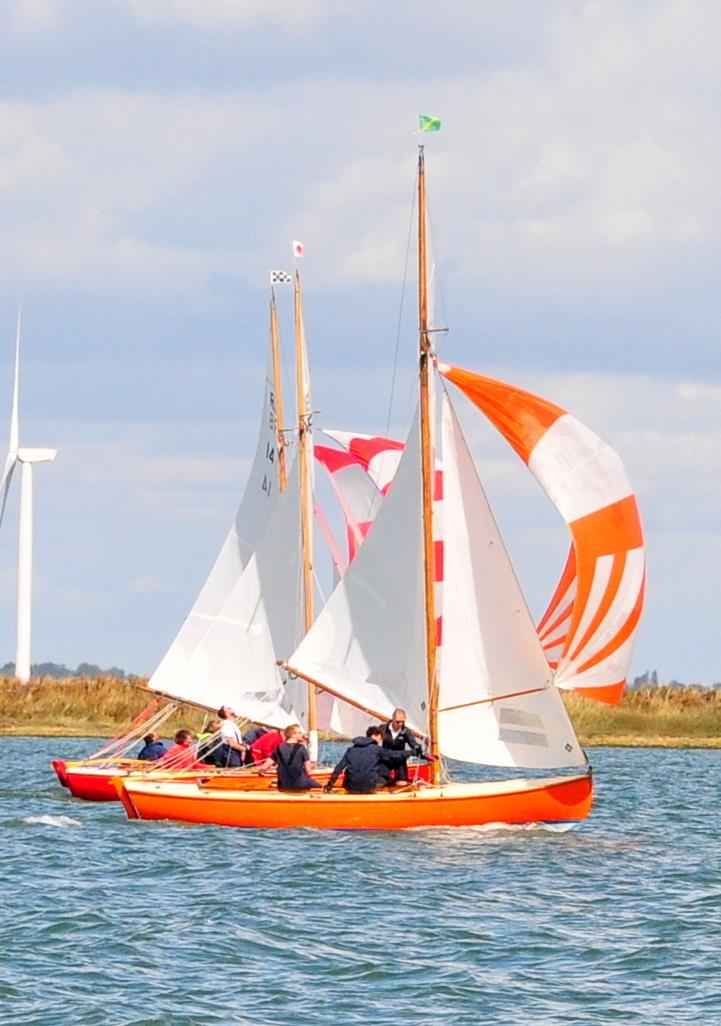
[406,820,578,834]
[23,814,83,828]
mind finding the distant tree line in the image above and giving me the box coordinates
[0,661,130,680]
[631,669,721,690]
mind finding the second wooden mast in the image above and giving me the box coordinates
[417,145,441,785]
[269,287,288,493]
[294,269,319,760]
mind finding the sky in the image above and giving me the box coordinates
[0,0,718,683]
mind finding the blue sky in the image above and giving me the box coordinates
[0,0,718,682]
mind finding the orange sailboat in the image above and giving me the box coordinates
[116,144,645,830]
[57,268,414,803]
[55,279,328,800]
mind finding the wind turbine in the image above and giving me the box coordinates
[0,312,57,683]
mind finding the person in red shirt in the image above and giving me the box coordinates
[249,729,284,764]
[157,729,200,769]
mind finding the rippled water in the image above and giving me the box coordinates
[1,739,719,1025]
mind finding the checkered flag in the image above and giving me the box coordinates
[270,270,292,285]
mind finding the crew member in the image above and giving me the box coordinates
[266,724,320,792]
[249,728,284,765]
[136,731,166,761]
[380,708,424,782]
[324,726,414,794]
[196,720,221,766]
[241,725,268,764]
[157,729,199,769]
[216,705,246,768]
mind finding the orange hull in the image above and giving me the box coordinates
[115,772,593,830]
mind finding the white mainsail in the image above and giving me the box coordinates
[285,411,429,734]
[437,393,585,768]
[286,379,585,770]
[148,342,297,722]
[149,460,303,723]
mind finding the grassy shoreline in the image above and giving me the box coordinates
[1,677,721,748]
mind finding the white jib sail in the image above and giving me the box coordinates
[437,392,585,769]
[150,459,304,723]
[285,411,429,735]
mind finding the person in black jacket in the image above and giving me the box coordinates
[380,708,424,782]
[324,727,413,794]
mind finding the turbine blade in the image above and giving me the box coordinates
[8,308,20,454]
[0,457,16,530]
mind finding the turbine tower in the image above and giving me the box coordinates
[0,312,57,683]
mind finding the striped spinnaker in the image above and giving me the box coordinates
[439,363,645,705]
[315,432,404,565]
[316,432,444,641]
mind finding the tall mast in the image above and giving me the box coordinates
[269,288,287,492]
[417,145,440,784]
[294,269,319,758]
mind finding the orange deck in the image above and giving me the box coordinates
[115,772,593,830]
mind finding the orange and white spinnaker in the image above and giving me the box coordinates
[438,363,645,705]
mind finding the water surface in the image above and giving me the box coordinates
[1,739,718,1025]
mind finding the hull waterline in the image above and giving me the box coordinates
[115,772,593,830]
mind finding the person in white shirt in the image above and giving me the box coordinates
[217,705,246,768]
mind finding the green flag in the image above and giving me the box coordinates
[419,114,442,133]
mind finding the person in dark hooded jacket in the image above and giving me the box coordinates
[136,731,166,761]
[324,727,413,794]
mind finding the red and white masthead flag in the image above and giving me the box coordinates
[292,240,304,258]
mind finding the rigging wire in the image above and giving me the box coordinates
[383,176,417,439]
[426,201,449,358]
[312,566,327,607]
[92,700,181,763]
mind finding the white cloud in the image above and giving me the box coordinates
[1,4,720,298]
[126,0,332,30]
[9,0,60,32]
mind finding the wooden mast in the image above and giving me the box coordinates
[417,145,440,785]
[294,269,318,758]
[269,287,287,492]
